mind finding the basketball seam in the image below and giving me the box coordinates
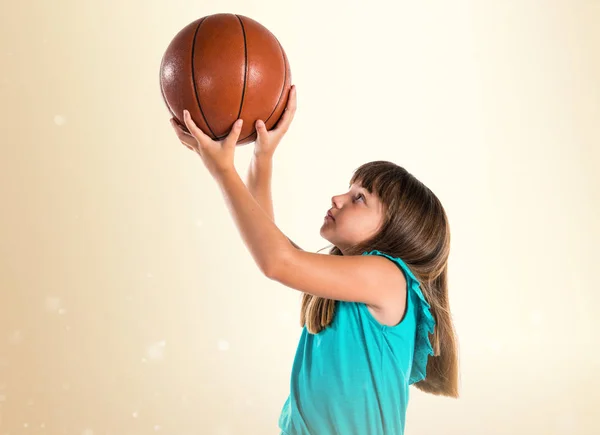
[213,15,249,142]
[215,14,250,142]
[264,39,288,126]
[229,29,288,142]
[237,38,288,141]
[191,17,217,139]
[236,15,248,122]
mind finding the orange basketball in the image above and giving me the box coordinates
[159,13,292,145]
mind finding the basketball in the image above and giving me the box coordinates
[159,13,292,145]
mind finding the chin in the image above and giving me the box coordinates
[319,227,332,242]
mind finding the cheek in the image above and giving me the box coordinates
[362,219,382,237]
[341,215,381,238]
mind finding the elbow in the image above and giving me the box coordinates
[262,259,280,280]
[262,249,292,281]
[263,264,278,280]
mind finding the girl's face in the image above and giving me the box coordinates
[320,183,386,254]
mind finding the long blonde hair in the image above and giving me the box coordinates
[300,161,460,398]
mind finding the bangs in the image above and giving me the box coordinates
[350,161,404,205]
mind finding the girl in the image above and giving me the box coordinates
[170,85,460,435]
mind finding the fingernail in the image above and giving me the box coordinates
[237,119,243,127]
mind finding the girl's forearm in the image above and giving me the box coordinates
[246,154,275,221]
[245,154,303,250]
[215,169,292,275]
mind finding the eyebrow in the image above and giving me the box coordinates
[349,184,370,195]
[347,186,374,204]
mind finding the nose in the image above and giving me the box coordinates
[331,194,343,208]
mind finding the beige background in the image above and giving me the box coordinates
[1,0,599,434]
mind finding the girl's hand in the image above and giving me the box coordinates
[170,110,243,179]
[254,85,297,158]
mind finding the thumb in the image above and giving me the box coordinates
[224,119,244,147]
[255,119,268,142]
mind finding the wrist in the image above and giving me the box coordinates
[214,166,239,184]
[252,151,274,161]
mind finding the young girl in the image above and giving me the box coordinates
[170,85,460,435]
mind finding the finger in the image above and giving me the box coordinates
[183,110,212,146]
[181,141,194,151]
[171,119,197,150]
[224,119,244,148]
[283,85,297,116]
[273,85,297,133]
[171,118,193,137]
[170,119,190,141]
[288,84,297,110]
[255,119,268,142]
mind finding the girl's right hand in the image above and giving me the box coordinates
[253,85,297,157]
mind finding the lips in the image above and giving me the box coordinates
[327,211,335,221]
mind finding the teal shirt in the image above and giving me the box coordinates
[278,250,435,435]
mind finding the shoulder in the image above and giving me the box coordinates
[361,251,410,326]
[268,248,407,312]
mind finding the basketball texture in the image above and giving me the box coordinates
[159,13,292,145]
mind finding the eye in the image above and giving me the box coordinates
[353,193,365,202]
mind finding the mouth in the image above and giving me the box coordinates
[326,211,335,221]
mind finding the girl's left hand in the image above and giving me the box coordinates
[170,109,243,179]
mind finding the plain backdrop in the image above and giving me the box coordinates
[1,0,599,434]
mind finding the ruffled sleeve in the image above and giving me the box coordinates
[406,278,436,385]
[362,250,436,384]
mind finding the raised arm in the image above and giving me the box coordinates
[245,86,302,250]
[246,154,303,251]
